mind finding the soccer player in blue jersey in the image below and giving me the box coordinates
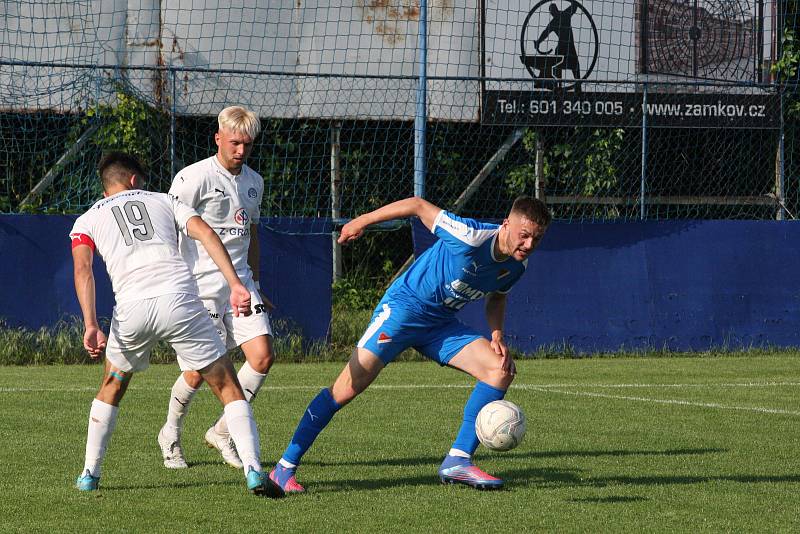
[269,195,550,492]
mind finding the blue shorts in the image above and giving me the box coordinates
[356,296,483,365]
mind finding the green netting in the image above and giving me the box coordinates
[0,0,797,224]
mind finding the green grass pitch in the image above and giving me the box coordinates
[1,356,798,532]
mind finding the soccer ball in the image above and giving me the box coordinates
[475,400,526,451]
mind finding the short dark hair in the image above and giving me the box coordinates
[509,196,551,227]
[97,151,148,191]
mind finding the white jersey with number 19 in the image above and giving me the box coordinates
[69,190,200,304]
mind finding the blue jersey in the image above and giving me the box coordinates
[386,210,528,320]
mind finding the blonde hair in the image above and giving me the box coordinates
[218,106,261,139]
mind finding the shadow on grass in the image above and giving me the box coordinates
[304,447,728,468]
[106,465,799,495]
[569,473,800,487]
[185,460,239,468]
[103,448,800,494]
[291,447,800,494]
[94,480,241,491]
[569,496,649,504]
[302,468,800,494]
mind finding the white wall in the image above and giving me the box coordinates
[0,0,775,118]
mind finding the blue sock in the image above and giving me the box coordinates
[451,381,506,456]
[281,388,341,466]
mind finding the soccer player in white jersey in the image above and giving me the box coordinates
[71,152,282,497]
[156,106,276,470]
[269,196,550,493]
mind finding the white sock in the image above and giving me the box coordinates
[83,399,119,478]
[214,362,266,435]
[237,361,268,402]
[278,458,297,469]
[224,400,261,474]
[448,448,471,459]
[164,374,198,439]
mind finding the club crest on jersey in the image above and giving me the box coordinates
[248,187,257,199]
[377,332,392,344]
[234,208,250,226]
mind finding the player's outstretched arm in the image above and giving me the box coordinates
[185,215,252,317]
[338,196,441,244]
[72,245,107,358]
[486,292,515,375]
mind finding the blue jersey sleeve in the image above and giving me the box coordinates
[431,210,499,255]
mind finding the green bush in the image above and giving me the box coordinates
[0,318,94,365]
[4,303,793,366]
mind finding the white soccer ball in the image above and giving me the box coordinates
[475,400,526,451]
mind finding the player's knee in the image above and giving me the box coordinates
[502,368,516,388]
[485,363,514,390]
[103,369,128,387]
[330,384,359,407]
[244,336,275,373]
[183,369,204,389]
[247,351,273,373]
[98,370,130,404]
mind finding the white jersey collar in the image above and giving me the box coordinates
[490,232,504,262]
[212,154,246,180]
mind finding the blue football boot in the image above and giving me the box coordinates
[75,470,100,491]
[246,467,285,498]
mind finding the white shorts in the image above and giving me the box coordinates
[105,293,226,373]
[200,276,273,350]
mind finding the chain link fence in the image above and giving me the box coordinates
[1,1,797,282]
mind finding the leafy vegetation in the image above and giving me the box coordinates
[506,127,625,218]
[79,86,163,162]
[2,312,798,366]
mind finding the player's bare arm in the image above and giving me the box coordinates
[338,196,441,244]
[185,215,252,317]
[485,292,515,375]
[247,222,274,311]
[72,242,107,358]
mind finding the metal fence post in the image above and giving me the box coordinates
[331,121,343,281]
[170,69,177,180]
[414,0,427,199]
[640,85,648,220]
[776,92,786,220]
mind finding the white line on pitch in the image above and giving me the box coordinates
[527,381,800,389]
[1,381,799,393]
[0,385,325,393]
[520,386,800,416]
[0,386,99,393]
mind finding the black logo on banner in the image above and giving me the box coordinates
[520,0,598,92]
